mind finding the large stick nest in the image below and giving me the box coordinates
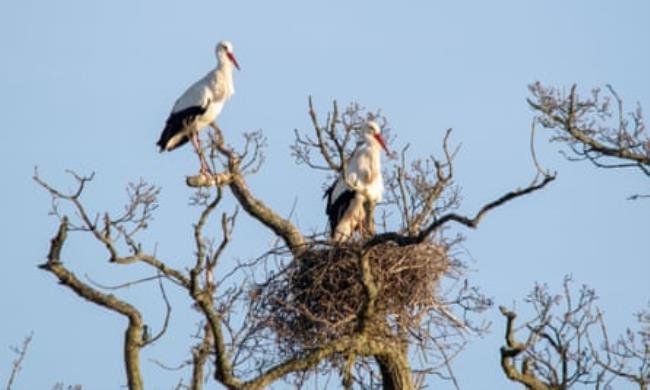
[252,241,450,350]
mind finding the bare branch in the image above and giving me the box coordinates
[209,124,306,254]
[589,303,650,389]
[39,219,145,390]
[142,274,172,347]
[498,277,615,389]
[528,82,650,178]
[191,324,214,390]
[5,332,33,390]
[369,174,555,247]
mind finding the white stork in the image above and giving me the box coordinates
[157,40,240,174]
[324,120,390,241]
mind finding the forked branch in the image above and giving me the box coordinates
[368,173,555,248]
[39,219,145,390]
[209,123,306,254]
[528,82,650,178]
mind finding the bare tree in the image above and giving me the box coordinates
[35,99,553,389]
[528,82,649,199]
[499,276,649,390]
[590,302,650,389]
[494,84,649,389]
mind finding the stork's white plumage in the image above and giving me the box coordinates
[157,40,240,174]
[325,121,390,241]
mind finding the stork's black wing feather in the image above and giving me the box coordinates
[156,105,208,152]
[324,181,355,236]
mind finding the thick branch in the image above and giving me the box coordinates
[190,285,241,389]
[191,323,214,390]
[39,219,144,390]
[499,307,552,390]
[357,250,378,333]
[228,173,306,254]
[209,124,306,254]
[242,337,359,390]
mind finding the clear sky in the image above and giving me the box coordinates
[1,0,648,388]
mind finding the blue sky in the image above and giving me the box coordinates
[1,0,648,388]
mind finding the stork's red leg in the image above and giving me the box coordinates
[196,136,211,175]
[191,132,210,176]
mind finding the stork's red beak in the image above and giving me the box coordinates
[374,133,390,155]
[227,52,240,70]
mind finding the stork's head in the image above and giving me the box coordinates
[364,120,390,155]
[216,41,240,70]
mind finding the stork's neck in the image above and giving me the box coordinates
[211,59,235,97]
[362,135,383,172]
[217,56,235,74]
[365,134,382,153]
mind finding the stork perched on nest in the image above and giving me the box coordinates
[324,120,390,241]
[156,40,240,175]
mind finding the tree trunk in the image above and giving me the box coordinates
[375,350,413,390]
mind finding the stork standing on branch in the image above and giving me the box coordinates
[325,120,390,241]
[156,40,240,175]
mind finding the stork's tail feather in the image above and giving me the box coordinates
[157,105,207,152]
[156,126,190,152]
